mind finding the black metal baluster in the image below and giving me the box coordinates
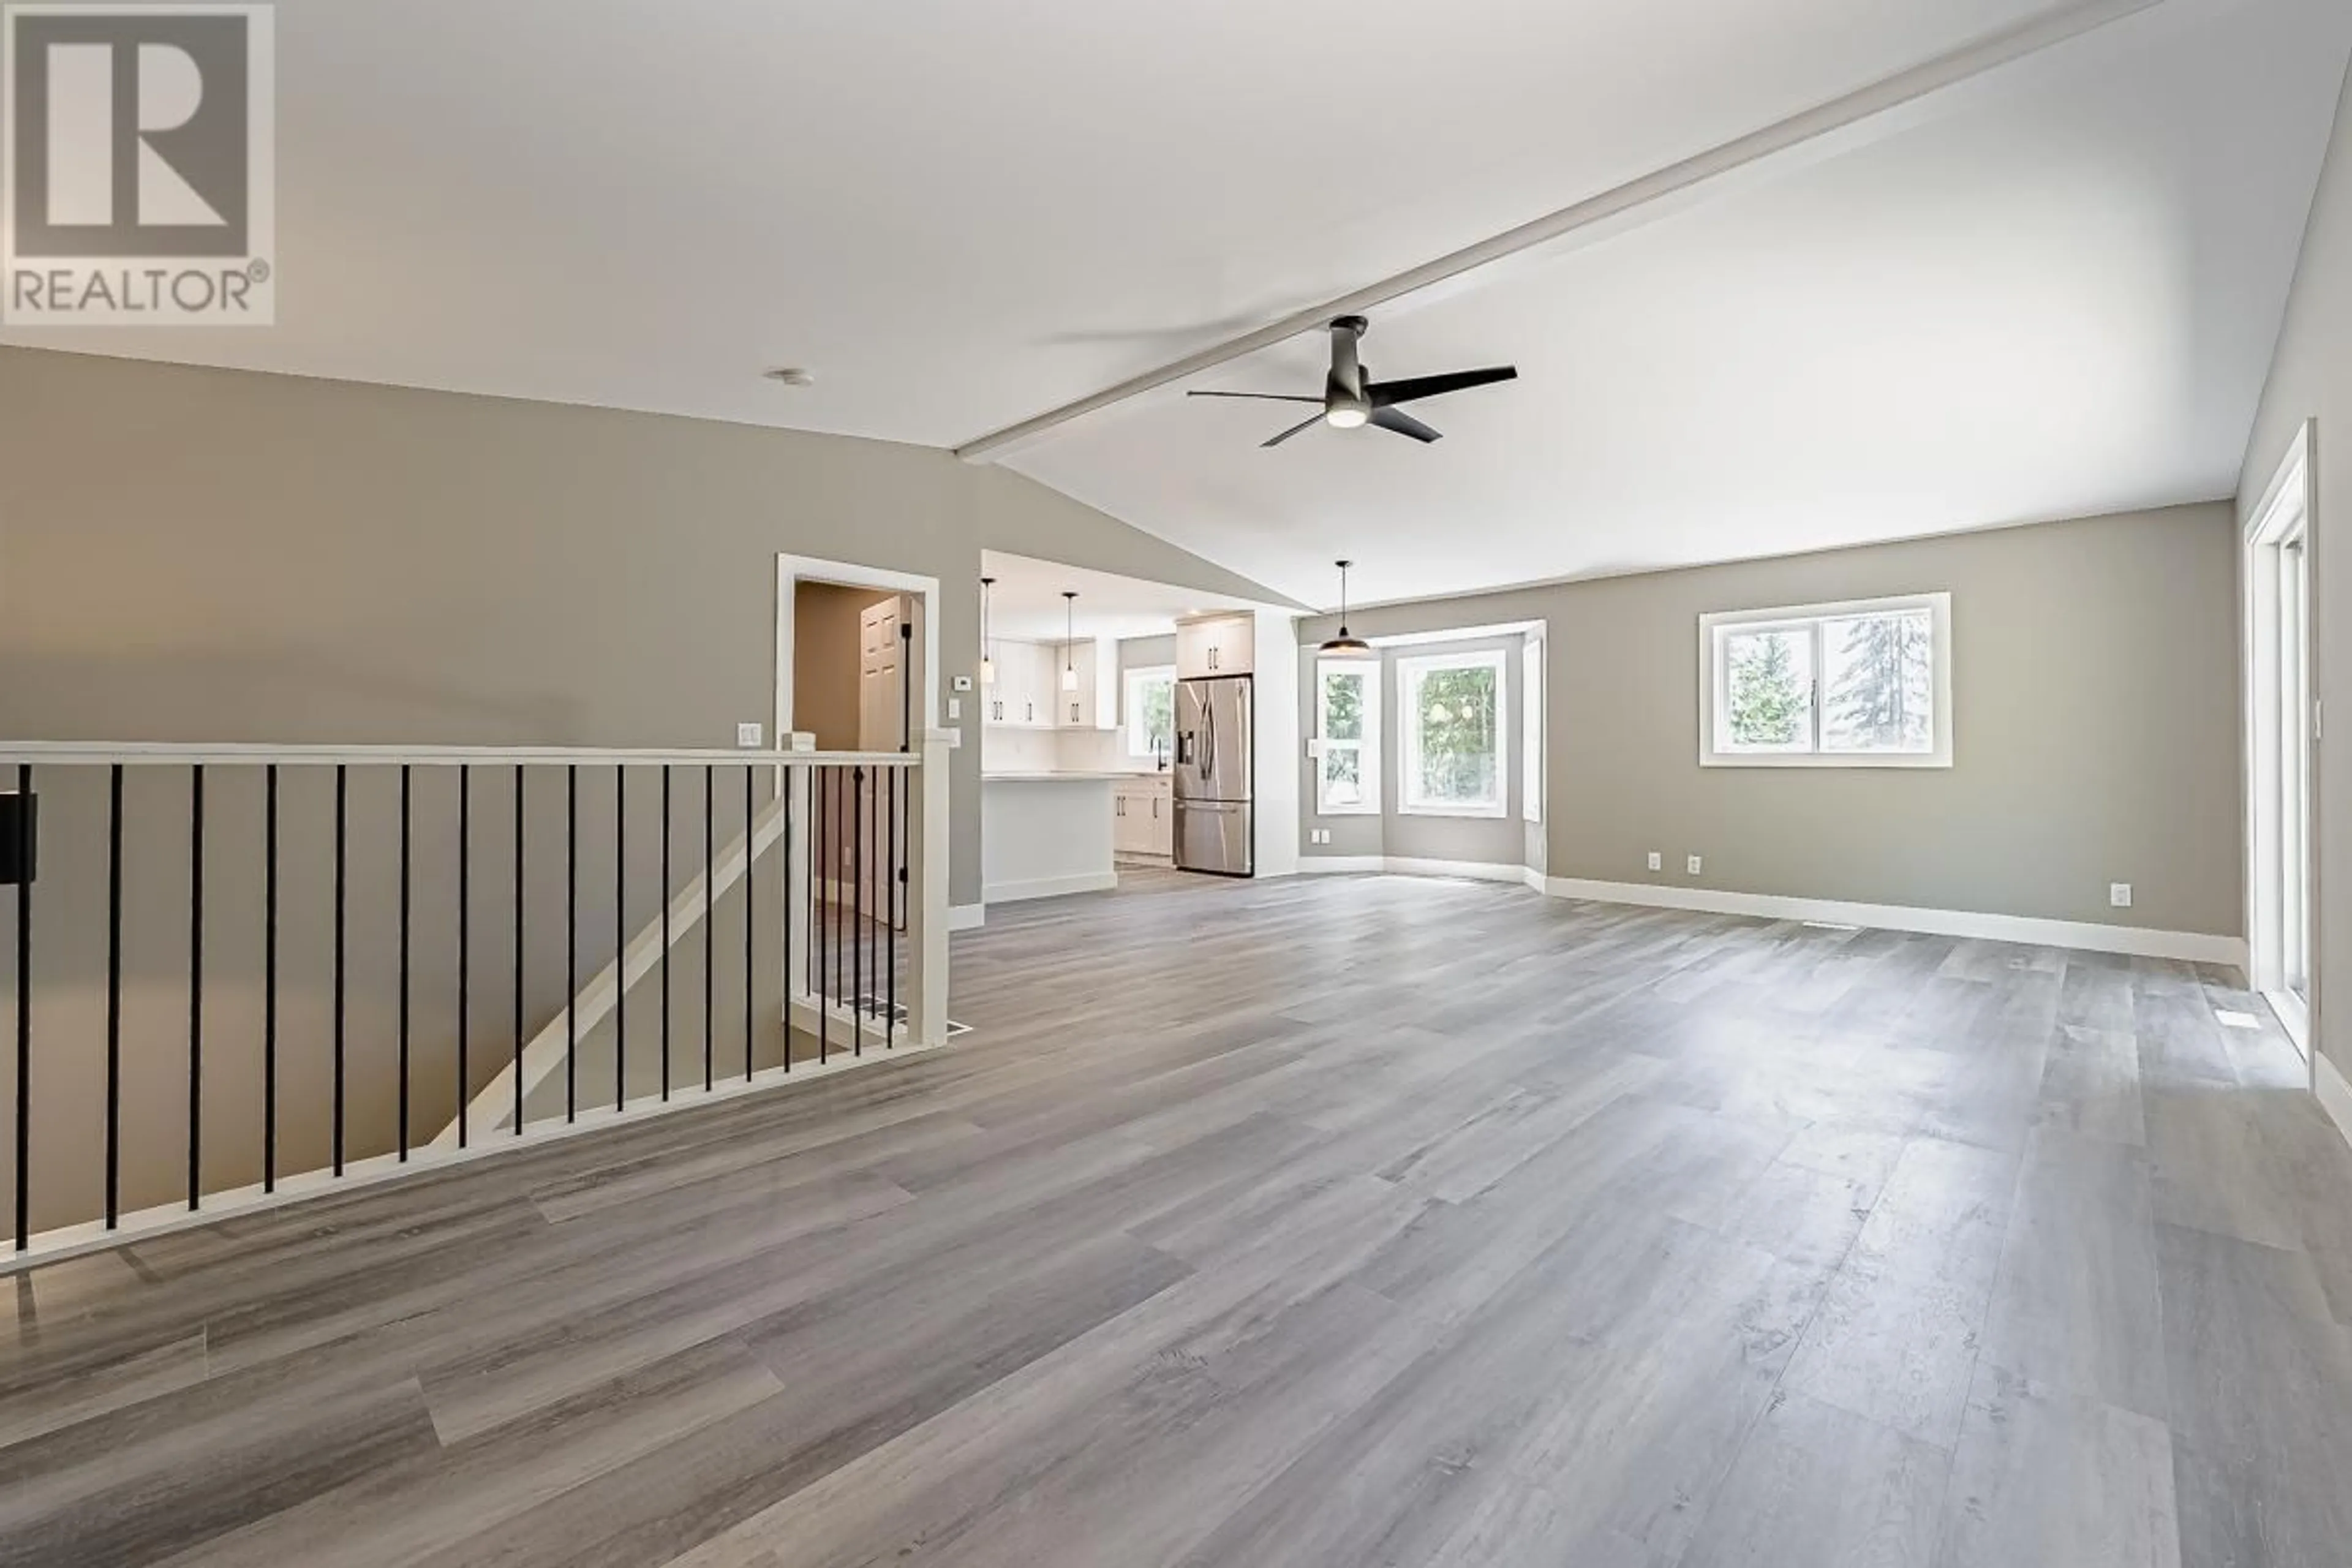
[853,767,865,1058]
[807,764,819,1057]
[896,622,912,1049]
[187,764,205,1208]
[333,764,347,1178]
[661,766,672,1102]
[398,764,412,1161]
[780,763,791,1075]
[263,766,277,1193]
[565,764,577,1124]
[513,765,525,1137]
[458,765,471,1148]
[616,766,627,1112]
[106,764,123,1229]
[703,766,714,1094]
[817,767,829,1066]
[743,766,754,1081]
[832,771,844,1058]
[887,763,898,1049]
[12,764,28,1249]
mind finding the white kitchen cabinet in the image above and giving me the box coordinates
[1114,776,1174,858]
[1177,615,1255,679]
[1054,638,1119,730]
[982,640,1056,728]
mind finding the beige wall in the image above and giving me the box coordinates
[2241,59,2352,1076]
[0,347,1284,1227]
[0,348,1281,908]
[1300,503,2242,936]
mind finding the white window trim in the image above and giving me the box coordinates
[2242,420,2317,1062]
[1398,648,1510,819]
[1315,656,1382,816]
[1124,665,1177,760]
[1699,592,1953,769]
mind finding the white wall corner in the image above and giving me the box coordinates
[2317,1053,2352,1150]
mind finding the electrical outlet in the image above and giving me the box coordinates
[1647,852,1663,873]
[1687,855,1704,876]
[736,722,764,749]
[2110,883,2133,910]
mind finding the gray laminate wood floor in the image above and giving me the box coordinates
[6,873,2352,1567]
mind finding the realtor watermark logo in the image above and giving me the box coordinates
[2,3,274,324]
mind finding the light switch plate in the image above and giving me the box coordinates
[736,722,764,749]
[947,698,962,720]
[1686,855,1704,876]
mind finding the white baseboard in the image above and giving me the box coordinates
[1298,855,1545,892]
[983,871,1121,905]
[1296,856,1388,875]
[948,903,987,932]
[2317,1054,2352,1148]
[1541,877,2247,967]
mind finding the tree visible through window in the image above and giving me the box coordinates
[1125,667,1176,760]
[1823,610,1933,753]
[1727,629,1812,750]
[1317,660,1379,814]
[1704,594,1951,767]
[1400,650,1507,816]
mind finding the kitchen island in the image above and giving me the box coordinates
[980,773,1125,904]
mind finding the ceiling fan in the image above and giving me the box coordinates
[1187,315,1517,448]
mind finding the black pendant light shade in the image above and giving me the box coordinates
[1321,560,1372,655]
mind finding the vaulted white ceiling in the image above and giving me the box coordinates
[8,0,2345,606]
[1006,0,2352,604]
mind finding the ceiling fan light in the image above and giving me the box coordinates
[1326,405,1369,429]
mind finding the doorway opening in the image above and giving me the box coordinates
[2246,423,2318,1060]
[775,556,940,954]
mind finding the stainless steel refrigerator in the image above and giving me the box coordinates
[1174,676,1254,877]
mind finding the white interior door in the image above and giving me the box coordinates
[859,596,913,933]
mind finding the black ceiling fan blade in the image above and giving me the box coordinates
[1262,412,1326,448]
[1370,407,1442,443]
[1188,390,1324,404]
[1367,366,1518,407]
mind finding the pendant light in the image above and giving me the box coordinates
[1320,560,1373,655]
[1061,591,1080,692]
[980,576,997,687]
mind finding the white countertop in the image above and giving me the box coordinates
[981,771,1169,783]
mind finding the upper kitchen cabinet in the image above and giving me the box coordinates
[1054,638,1119,731]
[1177,614,1255,679]
[984,639,1057,728]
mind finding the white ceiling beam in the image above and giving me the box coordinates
[952,0,2171,464]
